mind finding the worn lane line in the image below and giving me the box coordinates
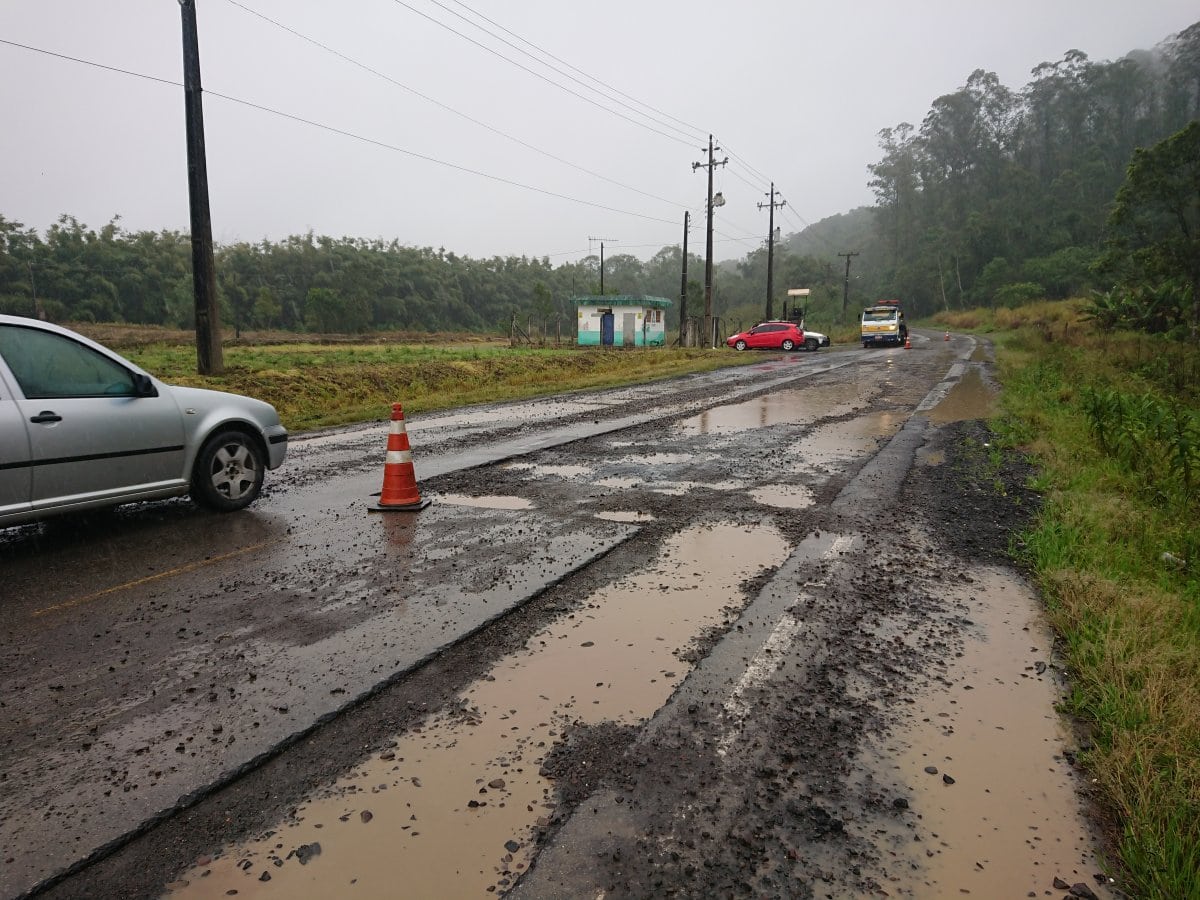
[30,540,274,618]
[716,534,856,757]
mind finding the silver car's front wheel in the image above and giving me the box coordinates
[192,430,265,511]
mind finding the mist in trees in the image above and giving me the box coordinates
[860,19,1199,319]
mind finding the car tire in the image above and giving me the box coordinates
[191,429,266,512]
[782,339,795,351]
[805,337,819,351]
[734,339,747,351]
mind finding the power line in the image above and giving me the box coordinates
[387,0,697,147]
[0,38,681,227]
[0,37,178,87]
[443,0,707,141]
[720,141,774,187]
[424,0,703,144]
[223,0,689,211]
[206,89,683,225]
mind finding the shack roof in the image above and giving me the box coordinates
[572,294,673,309]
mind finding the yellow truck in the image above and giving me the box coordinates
[860,299,908,348]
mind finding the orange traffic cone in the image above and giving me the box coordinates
[904,335,912,349]
[944,331,950,341]
[370,403,431,511]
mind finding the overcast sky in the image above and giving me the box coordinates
[1,1,1196,264]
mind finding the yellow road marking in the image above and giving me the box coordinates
[31,540,273,618]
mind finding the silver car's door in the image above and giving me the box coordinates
[0,323,187,511]
[0,365,33,521]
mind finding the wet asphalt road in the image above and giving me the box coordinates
[0,333,1082,899]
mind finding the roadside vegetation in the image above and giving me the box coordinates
[76,325,763,430]
[933,300,1200,898]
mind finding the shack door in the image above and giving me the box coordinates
[622,313,636,346]
[600,312,614,346]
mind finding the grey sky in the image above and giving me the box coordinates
[1,1,1195,263]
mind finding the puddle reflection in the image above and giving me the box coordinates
[674,384,868,435]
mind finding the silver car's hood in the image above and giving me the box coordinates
[164,383,283,427]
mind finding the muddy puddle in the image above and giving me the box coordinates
[673,383,869,435]
[593,476,641,489]
[593,511,656,523]
[748,484,814,509]
[501,463,594,479]
[167,523,790,899]
[926,367,996,424]
[789,410,905,469]
[433,494,534,510]
[878,567,1106,896]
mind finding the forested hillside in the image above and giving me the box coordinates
[856,20,1199,317]
[1,19,1196,335]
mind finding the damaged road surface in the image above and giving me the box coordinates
[0,334,1114,899]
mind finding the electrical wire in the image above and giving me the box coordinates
[387,0,697,148]
[442,0,707,141]
[223,0,690,211]
[423,0,703,144]
[0,38,681,227]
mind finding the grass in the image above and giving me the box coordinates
[69,325,766,430]
[984,307,1200,898]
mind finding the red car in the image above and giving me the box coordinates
[725,321,805,351]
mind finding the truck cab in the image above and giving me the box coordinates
[861,299,907,348]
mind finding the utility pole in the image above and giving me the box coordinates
[589,237,617,295]
[758,182,785,321]
[179,0,223,375]
[838,251,859,324]
[678,211,689,347]
[693,135,727,348]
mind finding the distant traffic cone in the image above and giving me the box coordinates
[370,403,431,511]
[944,331,950,341]
[904,335,912,349]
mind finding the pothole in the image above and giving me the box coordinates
[927,368,996,424]
[166,522,791,899]
[790,411,905,469]
[877,568,1106,896]
[748,484,814,509]
[594,511,656,523]
[501,464,594,479]
[673,384,869,435]
[433,494,534,510]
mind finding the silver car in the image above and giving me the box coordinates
[0,315,287,527]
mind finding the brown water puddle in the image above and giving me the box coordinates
[502,463,594,479]
[927,367,996,424]
[790,410,905,469]
[593,476,641,489]
[167,523,790,900]
[674,383,868,435]
[594,511,656,523]
[748,484,814,509]
[879,567,1106,897]
[434,493,534,510]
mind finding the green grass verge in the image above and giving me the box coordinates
[115,340,765,431]
[989,315,1200,899]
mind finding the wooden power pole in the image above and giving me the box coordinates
[180,0,223,375]
[758,183,785,321]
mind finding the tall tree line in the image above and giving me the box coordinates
[863,20,1200,317]
[0,213,842,336]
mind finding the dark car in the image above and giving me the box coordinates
[725,321,805,351]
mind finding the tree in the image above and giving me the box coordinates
[1100,121,1200,338]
